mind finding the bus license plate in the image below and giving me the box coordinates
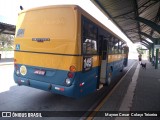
[34,70,46,75]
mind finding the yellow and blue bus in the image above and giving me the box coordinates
[14,5,129,98]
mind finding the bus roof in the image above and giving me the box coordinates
[19,5,78,15]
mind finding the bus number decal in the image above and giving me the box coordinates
[83,57,92,71]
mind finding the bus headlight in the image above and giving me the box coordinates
[65,78,71,86]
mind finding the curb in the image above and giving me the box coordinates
[0,62,14,66]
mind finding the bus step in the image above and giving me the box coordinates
[97,84,103,90]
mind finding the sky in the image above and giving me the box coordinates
[0,0,143,49]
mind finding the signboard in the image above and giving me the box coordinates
[154,45,160,49]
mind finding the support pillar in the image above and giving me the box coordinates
[149,48,151,62]
[155,40,159,69]
[155,49,159,69]
[152,43,154,59]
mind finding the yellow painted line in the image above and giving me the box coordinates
[86,61,137,120]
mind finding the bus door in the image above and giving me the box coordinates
[99,36,108,84]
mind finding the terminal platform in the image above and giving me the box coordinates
[93,60,160,120]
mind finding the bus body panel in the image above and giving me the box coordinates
[14,74,76,97]
[15,6,79,54]
[14,52,82,71]
[14,5,82,98]
[14,5,128,98]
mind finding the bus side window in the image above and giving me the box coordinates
[114,38,119,54]
[122,48,124,54]
[119,41,122,54]
[108,40,112,54]
[82,16,98,55]
[83,19,88,37]
[83,39,97,54]
[109,37,114,54]
[108,37,115,54]
[122,43,126,54]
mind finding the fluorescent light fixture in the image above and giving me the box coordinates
[146,38,153,43]
[142,41,149,45]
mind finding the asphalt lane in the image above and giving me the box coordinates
[0,65,15,92]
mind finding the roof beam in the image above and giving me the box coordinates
[139,0,158,15]
[141,38,152,45]
[0,28,5,34]
[142,40,150,46]
[0,22,16,35]
[151,0,160,2]
[139,32,158,42]
[141,41,150,48]
[141,43,149,49]
[150,4,160,36]
[0,24,5,34]
[2,32,15,35]
[133,0,142,42]
[128,34,140,37]
[136,17,160,34]
[92,0,133,43]
[113,11,134,19]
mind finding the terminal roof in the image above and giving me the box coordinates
[0,22,16,35]
[92,0,160,48]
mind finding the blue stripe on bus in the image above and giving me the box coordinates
[14,59,125,98]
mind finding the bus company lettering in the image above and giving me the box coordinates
[32,38,50,42]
